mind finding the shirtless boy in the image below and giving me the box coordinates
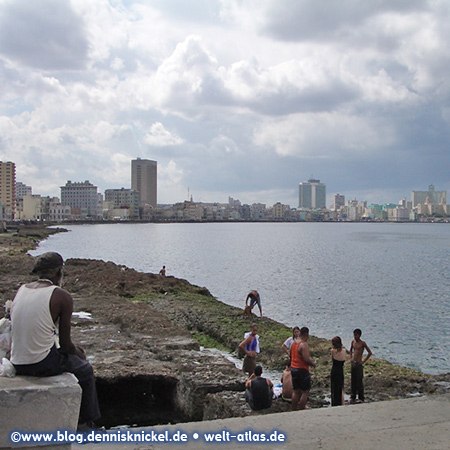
[349,328,372,403]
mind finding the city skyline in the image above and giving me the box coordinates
[4,159,448,221]
[0,1,449,207]
[8,157,447,210]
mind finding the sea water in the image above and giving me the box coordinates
[31,222,450,375]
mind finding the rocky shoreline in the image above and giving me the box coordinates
[1,224,449,427]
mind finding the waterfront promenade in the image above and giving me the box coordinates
[78,394,450,450]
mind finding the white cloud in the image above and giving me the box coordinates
[1,0,450,205]
[144,122,185,146]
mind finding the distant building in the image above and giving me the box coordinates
[333,193,345,210]
[251,203,266,220]
[49,201,71,222]
[412,185,447,208]
[228,197,241,208]
[298,179,326,209]
[272,202,290,219]
[131,158,157,207]
[389,207,410,222]
[104,188,140,220]
[60,180,100,219]
[17,194,42,221]
[0,161,16,220]
[15,182,32,199]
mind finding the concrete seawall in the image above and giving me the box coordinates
[78,394,450,450]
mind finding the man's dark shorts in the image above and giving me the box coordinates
[290,368,311,391]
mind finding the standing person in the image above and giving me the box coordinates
[239,323,260,376]
[330,336,347,406]
[10,252,101,429]
[349,328,372,404]
[159,265,166,277]
[290,326,316,411]
[282,326,300,357]
[245,290,262,318]
[245,365,273,410]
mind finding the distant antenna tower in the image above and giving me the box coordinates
[187,187,190,201]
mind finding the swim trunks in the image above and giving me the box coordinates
[249,293,261,308]
[290,368,311,391]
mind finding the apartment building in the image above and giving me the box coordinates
[0,161,16,220]
[131,158,157,207]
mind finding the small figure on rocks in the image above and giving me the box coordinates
[159,265,166,277]
[245,290,262,318]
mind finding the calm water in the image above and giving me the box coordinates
[31,222,450,375]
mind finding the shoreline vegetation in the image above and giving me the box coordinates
[1,224,449,426]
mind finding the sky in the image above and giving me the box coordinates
[0,0,449,207]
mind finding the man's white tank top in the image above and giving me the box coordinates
[10,284,58,365]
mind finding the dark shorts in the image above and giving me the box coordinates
[249,293,261,308]
[291,368,311,391]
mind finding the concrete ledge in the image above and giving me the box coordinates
[0,373,82,449]
[76,394,450,450]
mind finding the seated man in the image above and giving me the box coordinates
[10,252,101,429]
[281,361,293,401]
[245,365,273,410]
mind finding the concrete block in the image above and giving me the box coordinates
[0,373,82,449]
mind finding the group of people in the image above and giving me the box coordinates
[7,262,372,429]
[240,315,372,411]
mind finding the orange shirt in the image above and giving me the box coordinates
[290,340,310,371]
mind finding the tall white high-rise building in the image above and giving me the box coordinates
[298,179,326,209]
[131,158,157,207]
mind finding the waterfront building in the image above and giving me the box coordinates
[228,197,241,207]
[250,203,266,220]
[273,202,290,219]
[298,179,326,209]
[332,193,345,211]
[60,180,100,219]
[239,204,251,220]
[417,202,447,217]
[131,158,157,208]
[15,182,32,199]
[389,207,410,222]
[16,194,42,221]
[412,185,447,208]
[0,161,16,220]
[49,201,71,222]
[104,188,140,220]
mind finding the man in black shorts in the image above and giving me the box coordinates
[290,327,316,410]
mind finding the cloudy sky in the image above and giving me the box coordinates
[0,0,449,207]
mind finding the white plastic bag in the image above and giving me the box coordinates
[0,357,16,377]
[0,317,11,358]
